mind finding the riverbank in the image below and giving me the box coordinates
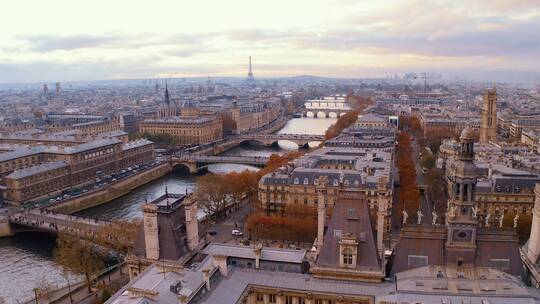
[47,163,172,214]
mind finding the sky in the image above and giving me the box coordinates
[0,0,539,83]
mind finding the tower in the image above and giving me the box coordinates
[142,204,160,260]
[55,82,61,96]
[479,88,497,143]
[527,184,540,264]
[445,127,479,266]
[246,56,255,85]
[164,81,170,105]
[43,84,49,95]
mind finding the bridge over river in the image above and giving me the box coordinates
[1,209,108,238]
[171,155,270,173]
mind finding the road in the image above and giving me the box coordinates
[411,136,433,226]
[204,199,252,244]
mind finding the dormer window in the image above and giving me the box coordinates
[342,248,353,265]
[303,178,309,185]
[293,178,299,185]
[314,178,319,186]
[333,179,339,186]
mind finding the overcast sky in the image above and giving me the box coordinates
[0,0,539,83]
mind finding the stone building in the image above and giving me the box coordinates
[391,127,522,276]
[2,138,155,204]
[140,87,224,146]
[127,192,200,279]
[231,101,281,134]
[479,88,498,143]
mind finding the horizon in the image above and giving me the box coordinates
[1,0,539,84]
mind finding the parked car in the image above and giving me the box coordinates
[231,229,243,236]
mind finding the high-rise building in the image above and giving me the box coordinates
[479,88,497,143]
[42,83,49,95]
[245,56,256,85]
[55,82,61,96]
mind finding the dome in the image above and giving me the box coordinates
[460,127,475,141]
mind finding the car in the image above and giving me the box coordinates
[112,178,117,181]
[207,230,217,236]
[231,229,243,236]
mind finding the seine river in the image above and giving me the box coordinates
[0,117,335,303]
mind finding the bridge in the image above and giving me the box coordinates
[300,108,351,118]
[303,97,352,118]
[171,155,270,173]
[237,133,324,147]
[2,209,108,238]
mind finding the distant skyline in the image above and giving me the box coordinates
[1,0,539,83]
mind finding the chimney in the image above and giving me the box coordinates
[254,243,263,269]
[202,268,211,290]
[142,204,160,260]
[184,195,199,251]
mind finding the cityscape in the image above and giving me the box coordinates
[1,1,540,304]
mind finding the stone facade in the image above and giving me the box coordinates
[479,88,497,143]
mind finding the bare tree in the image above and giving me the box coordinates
[54,234,104,294]
[196,174,230,221]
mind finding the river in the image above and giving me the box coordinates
[0,116,336,303]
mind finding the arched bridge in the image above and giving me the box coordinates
[5,209,108,238]
[300,108,351,118]
[171,155,270,173]
[237,133,325,147]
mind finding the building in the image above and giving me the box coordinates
[127,192,200,278]
[391,127,522,276]
[2,138,155,204]
[479,88,498,143]
[140,88,224,146]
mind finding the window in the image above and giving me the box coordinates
[256,293,264,303]
[285,296,293,304]
[303,178,309,185]
[343,248,353,265]
[294,178,299,184]
[269,294,276,303]
[408,255,428,267]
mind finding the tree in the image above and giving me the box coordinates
[54,234,104,293]
[324,96,373,140]
[196,174,230,221]
[101,288,112,303]
[421,153,436,170]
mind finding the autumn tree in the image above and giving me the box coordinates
[54,234,104,293]
[246,204,317,243]
[196,173,232,221]
[324,96,373,140]
[396,131,420,219]
[420,153,436,169]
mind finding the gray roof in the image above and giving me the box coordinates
[0,148,42,162]
[203,267,391,303]
[6,160,68,179]
[201,243,306,264]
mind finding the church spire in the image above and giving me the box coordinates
[164,81,170,105]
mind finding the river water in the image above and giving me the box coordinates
[0,117,335,303]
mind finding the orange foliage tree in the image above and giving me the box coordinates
[246,204,317,243]
[396,131,420,219]
[324,96,373,140]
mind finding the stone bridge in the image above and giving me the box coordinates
[171,155,270,173]
[300,108,351,118]
[237,133,325,147]
[2,209,108,238]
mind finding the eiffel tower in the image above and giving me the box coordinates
[245,56,256,86]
